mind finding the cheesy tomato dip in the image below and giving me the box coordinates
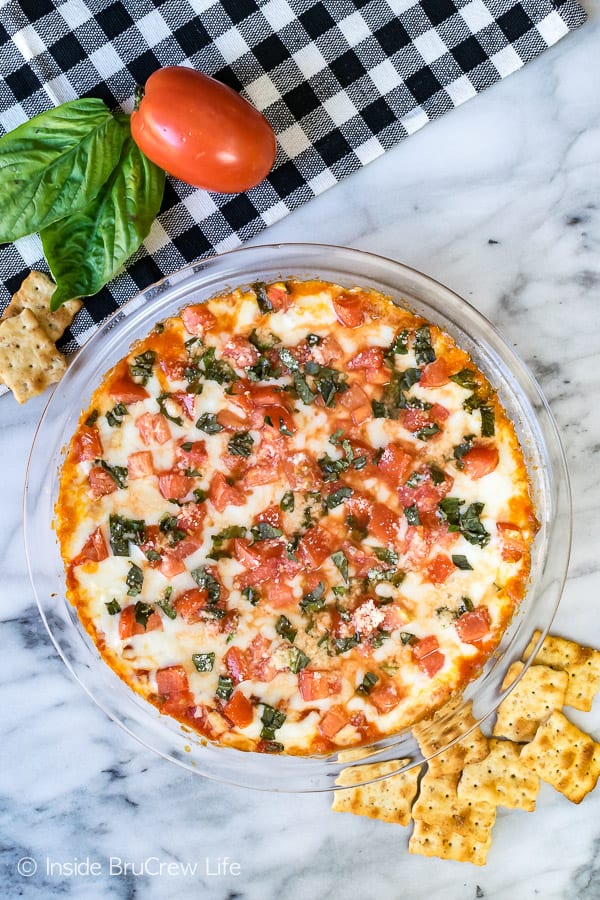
[56,279,537,755]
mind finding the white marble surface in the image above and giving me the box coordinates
[2,4,600,898]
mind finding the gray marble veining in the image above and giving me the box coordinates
[2,4,600,898]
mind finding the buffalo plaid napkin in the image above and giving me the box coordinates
[0,0,586,358]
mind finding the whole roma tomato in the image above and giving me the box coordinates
[130,67,277,194]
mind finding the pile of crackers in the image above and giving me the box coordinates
[0,272,80,403]
[333,631,600,865]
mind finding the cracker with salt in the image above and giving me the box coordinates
[2,270,81,343]
[411,770,496,840]
[409,818,492,867]
[523,630,600,712]
[492,662,568,743]
[520,710,600,804]
[332,759,422,825]
[457,738,540,812]
[413,697,488,775]
[0,308,66,403]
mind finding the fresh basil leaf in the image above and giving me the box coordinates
[216,675,234,701]
[228,430,254,457]
[480,406,495,437]
[212,525,247,547]
[278,346,300,372]
[275,614,297,643]
[333,634,360,654]
[105,402,128,427]
[242,586,261,606]
[293,372,315,405]
[450,368,478,389]
[288,647,310,674]
[0,99,128,243]
[109,514,145,556]
[105,599,121,616]
[192,652,215,672]
[42,128,165,310]
[331,550,349,584]
[299,581,325,613]
[325,486,353,509]
[248,328,280,351]
[453,434,474,469]
[94,458,128,490]
[126,563,143,597]
[415,423,440,441]
[252,281,273,314]
[196,413,224,434]
[190,566,221,603]
[129,350,156,385]
[280,490,295,512]
[452,554,473,570]
[374,547,399,566]
[134,600,153,629]
[250,522,283,542]
[356,672,379,695]
[413,326,435,364]
[404,504,421,526]
[85,409,98,427]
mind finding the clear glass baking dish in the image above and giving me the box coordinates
[24,243,571,792]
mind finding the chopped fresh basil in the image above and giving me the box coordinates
[252,281,273,314]
[293,371,316,405]
[280,490,295,512]
[248,328,280,351]
[300,492,323,529]
[159,513,185,545]
[329,428,344,446]
[133,600,153,629]
[201,346,238,385]
[196,412,224,434]
[405,470,424,488]
[212,525,247,547]
[438,497,491,547]
[278,417,293,436]
[94,458,128,489]
[415,423,441,441]
[480,406,495,437]
[183,365,204,395]
[155,322,164,334]
[331,550,349,584]
[145,548,161,562]
[278,346,300,372]
[109,514,145,556]
[458,596,475,615]
[318,453,349,482]
[260,704,286,741]
[404,504,421,526]
[126,563,143,596]
[366,568,405,587]
[333,634,360,654]
[399,367,422,393]
[105,599,121,615]
[250,522,283,542]
[288,647,310,674]
[374,546,399,566]
[452,554,473,570]
[190,565,221,603]
[157,393,183,426]
[430,465,446,485]
[216,675,234,701]
[85,409,98,427]
[413,326,435,364]
[356,671,379,695]
[306,333,321,346]
[247,356,280,382]
[385,328,409,361]
[371,628,390,648]
[311,364,348,407]
[260,740,284,753]
[193,488,208,503]
[129,349,156,385]
[400,631,416,645]
[325,486,353,509]
[450,368,478,389]
[157,588,176,619]
[275,614,297,643]
[453,434,474,469]
[105,402,128,428]
[227,430,254,457]
[242,586,261,606]
[299,581,325,613]
[345,514,368,541]
[192,652,215,672]
[463,393,485,413]
[436,605,456,625]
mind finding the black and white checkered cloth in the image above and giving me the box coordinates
[0,0,586,355]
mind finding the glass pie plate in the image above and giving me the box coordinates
[24,243,571,792]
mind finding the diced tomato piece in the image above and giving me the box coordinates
[108,373,149,405]
[249,384,288,407]
[298,669,342,701]
[256,504,283,530]
[127,450,154,479]
[159,355,187,381]
[431,403,449,423]
[232,538,263,570]
[156,665,189,695]
[158,471,193,501]
[181,303,216,335]
[455,607,491,644]
[242,463,278,488]
[222,336,260,368]
[369,681,401,713]
[266,283,292,311]
[339,382,369,411]
[332,292,365,327]
[283,451,322,491]
[118,605,163,640]
[309,334,342,365]
[347,348,385,371]
[216,408,250,430]
[346,491,373,522]
[223,690,254,728]
[175,439,208,469]
[413,635,445,677]
[209,472,246,512]
[161,690,196,716]
[170,537,201,560]
[246,634,277,682]
[462,446,500,480]
[264,579,295,608]
[176,503,206,537]
[378,443,413,485]
[136,412,171,445]
[342,541,379,578]
[73,425,102,462]
[425,553,455,585]
[256,404,296,435]
[158,551,187,578]
[318,704,349,739]
[225,646,250,684]
[368,503,402,545]
[297,525,334,568]
[174,588,208,623]
[72,527,108,566]
[88,466,118,498]
[419,358,450,388]
[496,522,525,562]
[170,391,196,419]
